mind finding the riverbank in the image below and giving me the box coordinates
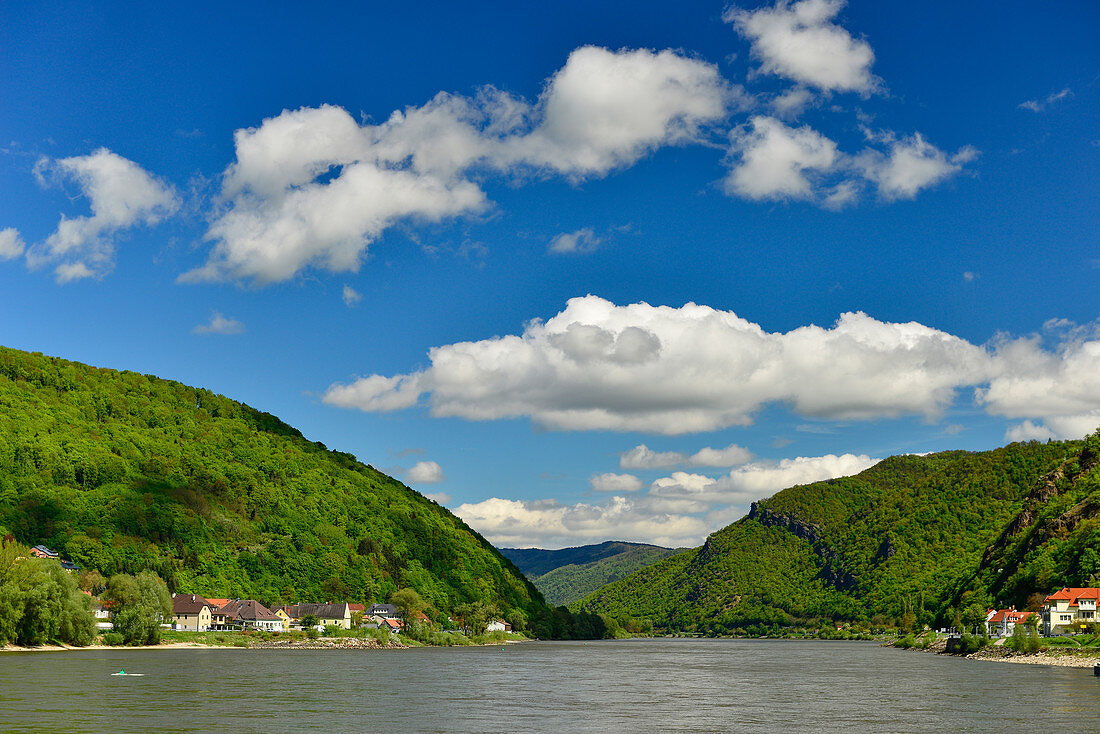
[886,635,1100,668]
[1,633,536,653]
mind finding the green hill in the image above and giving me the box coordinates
[575,435,1100,634]
[500,542,680,606]
[0,345,551,628]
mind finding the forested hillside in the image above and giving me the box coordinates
[0,346,552,630]
[501,541,679,606]
[576,436,1100,634]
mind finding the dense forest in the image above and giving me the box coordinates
[0,345,602,637]
[575,435,1100,635]
[501,541,680,606]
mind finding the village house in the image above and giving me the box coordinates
[486,619,512,633]
[172,594,212,631]
[380,618,403,634]
[277,603,352,630]
[30,544,58,559]
[366,603,398,619]
[984,607,1036,637]
[225,599,283,631]
[1042,587,1100,635]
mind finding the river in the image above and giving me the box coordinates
[2,638,1099,732]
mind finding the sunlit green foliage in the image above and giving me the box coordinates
[0,345,550,630]
[105,570,173,645]
[577,437,1100,634]
[529,545,681,606]
[0,539,95,646]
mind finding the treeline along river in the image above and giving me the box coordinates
[3,638,1099,732]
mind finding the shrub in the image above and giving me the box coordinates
[894,634,916,649]
[102,632,125,646]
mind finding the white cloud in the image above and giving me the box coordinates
[1005,420,1055,443]
[452,495,710,549]
[407,460,445,484]
[687,443,755,467]
[455,450,876,547]
[620,444,687,469]
[725,116,838,201]
[726,0,879,94]
[855,133,977,200]
[423,491,452,504]
[1019,88,1072,113]
[721,453,879,494]
[325,373,423,413]
[548,228,601,254]
[185,47,729,285]
[192,311,245,335]
[978,332,1100,440]
[589,472,644,492]
[770,87,815,119]
[0,228,25,260]
[342,284,362,307]
[324,295,993,434]
[620,442,754,469]
[26,148,178,282]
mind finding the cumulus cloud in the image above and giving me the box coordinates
[721,453,878,493]
[342,284,362,307]
[725,116,838,200]
[455,450,877,547]
[854,133,978,200]
[26,149,178,282]
[184,47,730,285]
[687,443,755,467]
[324,295,993,434]
[548,228,601,255]
[725,0,879,94]
[1005,420,1055,443]
[452,495,710,549]
[407,460,446,484]
[0,228,25,260]
[1019,88,1072,113]
[977,331,1100,439]
[192,312,245,335]
[620,442,753,469]
[620,444,688,470]
[589,472,644,492]
[724,119,975,205]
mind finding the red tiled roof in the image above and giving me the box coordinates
[1044,588,1100,606]
[988,609,1036,623]
[348,603,365,613]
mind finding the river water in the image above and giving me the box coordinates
[2,638,1099,732]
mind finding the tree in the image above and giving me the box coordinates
[300,614,320,629]
[78,569,106,595]
[389,588,426,622]
[961,603,988,635]
[106,571,172,645]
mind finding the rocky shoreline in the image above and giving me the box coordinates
[889,637,1100,668]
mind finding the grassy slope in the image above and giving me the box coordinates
[0,346,544,621]
[576,439,1100,632]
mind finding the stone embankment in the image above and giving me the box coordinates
[249,636,407,650]
[968,644,1100,668]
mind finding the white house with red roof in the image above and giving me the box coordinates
[984,607,1036,637]
[1042,587,1100,635]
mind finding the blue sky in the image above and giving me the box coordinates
[2,0,1098,548]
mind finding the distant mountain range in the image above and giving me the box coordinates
[500,541,681,606]
[574,435,1100,634]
